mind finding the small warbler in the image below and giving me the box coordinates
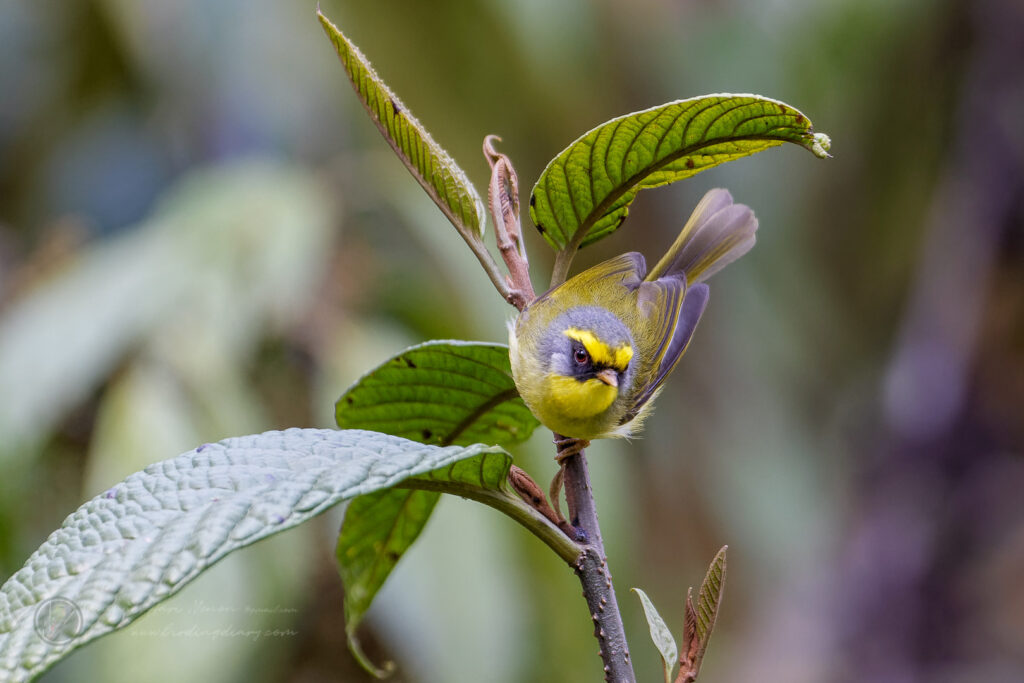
[509,188,757,445]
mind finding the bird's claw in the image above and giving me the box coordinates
[553,436,590,462]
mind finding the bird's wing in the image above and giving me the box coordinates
[530,252,647,308]
[582,251,648,288]
[622,281,709,423]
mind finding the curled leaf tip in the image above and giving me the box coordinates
[483,134,504,160]
[348,629,397,679]
[810,132,832,159]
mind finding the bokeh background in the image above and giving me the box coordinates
[2,0,1022,681]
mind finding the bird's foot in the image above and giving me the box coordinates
[553,435,590,463]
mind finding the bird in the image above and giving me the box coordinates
[509,188,758,457]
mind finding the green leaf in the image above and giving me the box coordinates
[695,545,727,653]
[530,94,831,251]
[318,9,486,238]
[335,341,539,448]
[632,587,678,683]
[335,445,515,677]
[0,428,506,683]
[680,545,727,681]
[334,340,539,675]
[336,488,439,677]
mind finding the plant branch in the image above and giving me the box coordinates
[558,437,636,682]
[549,210,594,286]
[460,226,520,307]
[550,246,576,289]
[476,138,632,679]
[408,440,637,681]
[399,478,579,564]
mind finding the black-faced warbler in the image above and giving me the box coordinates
[509,188,757,443]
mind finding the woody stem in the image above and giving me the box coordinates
[557,436,636,683]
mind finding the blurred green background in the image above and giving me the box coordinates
[2,0,1022,681]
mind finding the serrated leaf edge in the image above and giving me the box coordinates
[695,545,727,649]
[317,10,486,237]
[530,93,824,253]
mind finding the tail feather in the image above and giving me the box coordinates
[647,188,759,284]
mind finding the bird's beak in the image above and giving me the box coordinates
[595,368,618,388]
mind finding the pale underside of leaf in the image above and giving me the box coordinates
[530,94,831,252]
[0,428,507,683]
[633,587,678,683]
[318,10,485,238]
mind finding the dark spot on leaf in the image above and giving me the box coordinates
[529,194,536,207]
[421,429,433,441]
[795,114,805,125]
[685,158,695,169]
[403,357,417,368]
[390,97,402,115]
[387,551,401,562]
[536,223,546,234]
[345,396,354,404]
[777,103,787,113]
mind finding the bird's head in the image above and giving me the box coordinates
[541,307,635,418]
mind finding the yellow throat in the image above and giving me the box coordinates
[545,373,619,418]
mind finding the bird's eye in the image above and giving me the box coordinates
[573,347,589,365]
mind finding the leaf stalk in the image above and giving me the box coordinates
[399,479,579,564]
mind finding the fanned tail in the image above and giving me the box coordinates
[646,188,759,284]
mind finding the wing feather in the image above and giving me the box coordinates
[622,282,709,423]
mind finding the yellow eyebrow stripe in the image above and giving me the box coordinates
[564,327,633,370]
